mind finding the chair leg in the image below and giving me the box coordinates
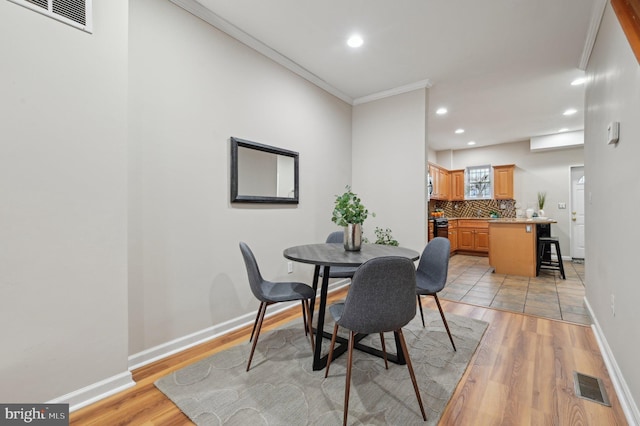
[433,295,456,351]
[537,240,544,276]
[417,295,426,327]
[555,242,566,280]
[302,300,315,354]
[301,301,308,336]
[249,302,266,343]
[342,330,356,426]
[379,332,388,369]
[325,323,340,378]
[246,301,268,371]
[396,329,427,421]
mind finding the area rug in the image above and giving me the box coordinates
[155,309,488,425]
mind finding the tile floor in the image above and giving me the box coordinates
[440,254,591,325]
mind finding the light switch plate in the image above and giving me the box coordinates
[558,202,566,209]
[608,121,619,145]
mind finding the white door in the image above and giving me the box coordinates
[571,166,585,259]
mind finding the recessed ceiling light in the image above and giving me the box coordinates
[467,141,476,146]
[571,78,586,86]
[436,107,448,115]
[558,128,569,133]
[347,35,363,48]
[455,128,465,134]
[563,108,578,116]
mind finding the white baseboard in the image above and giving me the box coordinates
[48,280,349,413]
[128,279,350,371]
[127,310,255,371]
[49,371,135,413]
[584,297,640,425]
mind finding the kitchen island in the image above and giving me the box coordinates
[488,218,557,277]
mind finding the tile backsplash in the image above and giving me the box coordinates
[430,199,516,218]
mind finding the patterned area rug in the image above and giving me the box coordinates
[155,309,488,425]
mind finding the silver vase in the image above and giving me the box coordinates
[343,223,362,251]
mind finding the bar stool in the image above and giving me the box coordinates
[537,237,566,279]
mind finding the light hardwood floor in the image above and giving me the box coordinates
[70,289,627,425]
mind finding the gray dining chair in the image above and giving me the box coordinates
[416,237,456,351]
[320,231,358,279]
[324,256,427,425]
[239,242,316,371]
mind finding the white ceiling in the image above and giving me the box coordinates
[174,0,605,151]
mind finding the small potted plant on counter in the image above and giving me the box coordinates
[537,191,547,217]
[331,186,374,251]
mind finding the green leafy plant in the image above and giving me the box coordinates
[373,227,399,246]
[331,186,374,226]
[537,191,547,210]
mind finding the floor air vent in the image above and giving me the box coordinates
[573,371,611,406]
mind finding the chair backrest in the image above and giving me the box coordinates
[326,231,343,244]
[337,256,417,334]
[416,237,450,292]
[239,242,268,301]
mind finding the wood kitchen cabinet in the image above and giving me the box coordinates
[429,163,450,200]
[493,164,515,199]
[448,219,458,253]
[450,169,465,201]
[457,219,489,254]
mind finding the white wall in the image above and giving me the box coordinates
[128,0,352,355]
[585,3,640,419]
[437,141,583,255]
[352,89,428,251]
[0,0,130,403]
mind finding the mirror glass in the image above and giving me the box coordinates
[230,137,299,204]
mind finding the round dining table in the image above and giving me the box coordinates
[284,243,420,371]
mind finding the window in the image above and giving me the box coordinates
[465,165,492,199]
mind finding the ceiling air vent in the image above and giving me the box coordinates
[8,0,92,33]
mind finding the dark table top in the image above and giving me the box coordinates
[283,243,420,267]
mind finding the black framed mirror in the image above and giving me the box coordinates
[230,137,299,204]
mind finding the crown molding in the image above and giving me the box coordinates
[352,79,433,106]
[169,0,353,104]
[579,0,608,70]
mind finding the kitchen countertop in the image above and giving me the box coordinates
[429,217,556,222]
[488,218,557,224]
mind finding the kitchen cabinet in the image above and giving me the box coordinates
[428,220,434,241]
[450,169,465,201]
[488,219,558,277]
[448,219,458,253]
[437,167,450,200]
[429,163,450,200]
[493,164,515,200]
[457,219,489,254]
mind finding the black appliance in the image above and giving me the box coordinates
[434,218,449,238]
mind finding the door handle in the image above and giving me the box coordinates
[572,217,577,221]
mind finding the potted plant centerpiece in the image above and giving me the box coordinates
[331,186,374,251]
[537,191,547,217]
